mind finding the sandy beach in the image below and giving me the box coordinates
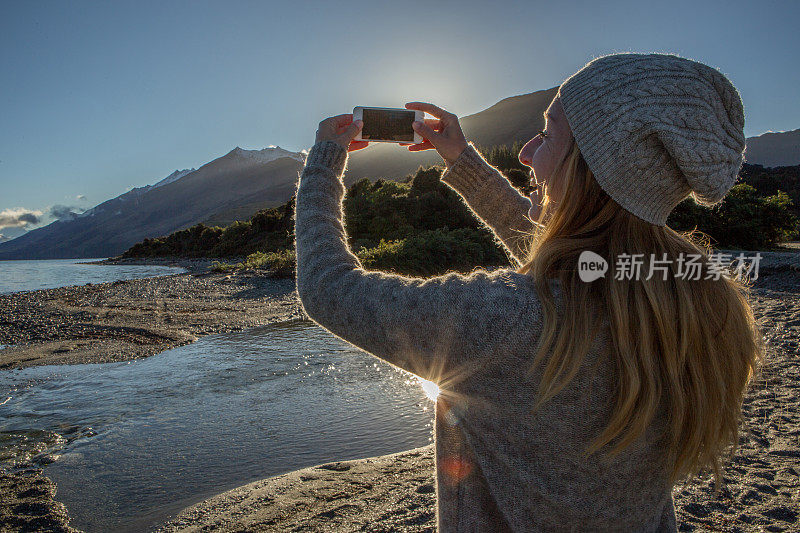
[1,249,799,532]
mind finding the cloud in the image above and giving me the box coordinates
[0,202,88,231]
[50,204,84,220]
[0,207,43,228]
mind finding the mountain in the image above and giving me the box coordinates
[744,129,800,167]
[0,147,306,259]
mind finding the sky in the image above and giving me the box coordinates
[1,0,799,239]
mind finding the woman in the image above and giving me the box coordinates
[294,53,764,532]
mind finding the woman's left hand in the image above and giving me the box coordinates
[315,114,369,152]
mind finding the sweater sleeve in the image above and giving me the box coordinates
[294,140,533,386]
[440,142,540,268]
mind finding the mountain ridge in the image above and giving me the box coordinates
[744,128,800,167]
[1,89,797,260]
[0,148,306,259]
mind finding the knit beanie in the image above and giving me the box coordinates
[558,53,746,226]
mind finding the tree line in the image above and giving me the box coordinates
[121,141,799,277]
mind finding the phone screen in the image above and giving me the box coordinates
[361,108,416,142]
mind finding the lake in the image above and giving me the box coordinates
[0,258,186,294]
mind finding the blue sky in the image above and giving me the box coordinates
[1,0,798,238]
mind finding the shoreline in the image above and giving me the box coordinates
[157,445,438,533]
[1,250,799,531]
[87,256,245,274]
[0,267,302,370]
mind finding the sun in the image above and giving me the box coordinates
[417,377,440,402]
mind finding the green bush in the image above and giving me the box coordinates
[667,184,799,249]
[740,163,800,219]
[209,249,296,277]
[239,251,271,269]
[260,249,296,277]
[356,228,507,277]
[120,202,293,259]
[210,260,236,273]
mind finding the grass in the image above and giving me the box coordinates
[210,250,295,277]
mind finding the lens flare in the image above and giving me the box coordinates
[418,377,440,401]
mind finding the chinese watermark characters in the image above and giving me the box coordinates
[577,251,761,282]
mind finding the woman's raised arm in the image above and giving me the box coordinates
[439,143,539,268]
[405,102,539,268]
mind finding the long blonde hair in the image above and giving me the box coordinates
[515,137,765,493]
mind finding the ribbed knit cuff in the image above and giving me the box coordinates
[440,142,498,197]
[304,140,348,177]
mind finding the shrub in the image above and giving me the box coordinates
[668,184,799,249]
[260,249,296,278]
[209,249,296,277]
[356,228,507,277]
[210,260,236,273]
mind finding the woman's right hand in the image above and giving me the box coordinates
[403,102,469,167]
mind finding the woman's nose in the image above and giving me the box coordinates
[518,137,540,167]
[519,149,530,167]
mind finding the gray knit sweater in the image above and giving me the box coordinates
[294,139,679,532]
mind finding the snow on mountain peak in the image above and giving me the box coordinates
[231,146,306,164]
[152,168,196,189]
[77,168,197,219]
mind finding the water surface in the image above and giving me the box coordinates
[0,258,185,294]
[0,319,435,532]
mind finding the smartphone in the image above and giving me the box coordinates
[353,106,424,144]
